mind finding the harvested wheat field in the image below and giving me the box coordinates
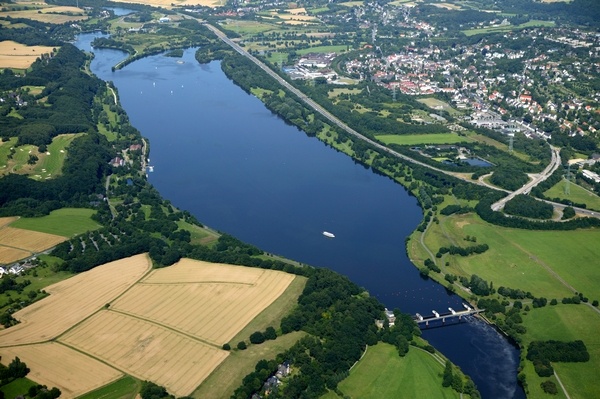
[0,254,151,345]
[111,259,296,345]
[0,9,86,25]
[0,246,32,264]
[0,41,56,69]
[0,217,17,229]
[0,342,123,399]
[61,311,229,397]
[113,0,226,8]
[0,226,65,253]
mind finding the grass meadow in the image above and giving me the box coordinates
[422,213,600,300]
[12,208,101,237]
[544,179,600,211]
[376,133,469,146]
[193,331,306,399]
[323,343,460,399]
[0,378,37,399]
[522,305,600,399]
[77,376,140,399]
[463,20,555,36]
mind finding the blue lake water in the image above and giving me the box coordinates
[76,34,524,399]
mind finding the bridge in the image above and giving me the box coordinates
[414,304,484,328]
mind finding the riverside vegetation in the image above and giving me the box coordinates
[2,0,600,398]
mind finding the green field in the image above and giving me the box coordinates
[0,137,18,170]
[11,208,101,237]
[463,20,555,36]
[323,343,460,399]
[192,331,307,399]
[296,45,348,55]
[417,97,460,115]
[544,179,600,212]
[32,133,82,179]
[522,305,600,399]
[0,377,37,399]
[420,213,600,300]
[77,376,140,399]
[376,133,470,146]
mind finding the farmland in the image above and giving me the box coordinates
[0,7,86,25]
[0,343,124,398]
[111,259,297,346]
[112,0,226,8]
[0,256,299,397]
[0,226,65,264]
[0,254,151,345]
[0,41,56,69]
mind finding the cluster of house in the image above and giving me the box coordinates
[110,143,143,168]
[251,362,291,398]
[0,259,36,277]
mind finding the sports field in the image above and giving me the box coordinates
[325,343,460,399]
[376,133,469,146]
[0,41,56,68]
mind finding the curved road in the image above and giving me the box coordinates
[204,23,600,220]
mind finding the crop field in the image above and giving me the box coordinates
[328,343,460,399]
[0,40,56,68]
[0,343,124,399]
[0,254,151,345]
[11,207,100,237]
[543,179,600,212]
[0,256,298,397]
[112,0,227,8]
[61,311,228,397]
[522,305,600,399]
[422,213,600,299]
[0,226,65,255]
[376,133,469,146]
[111,259,296,345]
[0,8,86,25]
[0,246,32,264]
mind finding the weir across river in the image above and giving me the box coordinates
[413,304,484,328]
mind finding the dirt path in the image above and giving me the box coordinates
[554,371,571,399]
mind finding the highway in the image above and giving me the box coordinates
[204,23,600,220]
[491,146,561,211]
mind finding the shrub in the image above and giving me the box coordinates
[540,380,558,395]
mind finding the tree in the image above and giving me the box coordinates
[237,341,247,350]
[250,331,265,344]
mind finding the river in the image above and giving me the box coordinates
[76,33,525,399]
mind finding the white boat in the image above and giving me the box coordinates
[322,231,335,238]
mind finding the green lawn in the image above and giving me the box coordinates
[192,331,307,399]
[32,133,82,179]
[330,343,460,399]
[463,20,555,36]
[417,98,460,115]
[544,179,600,212]
[422,213,599,300]
[11,208,101,237]
[376,133,470,146]
[296,45,348,54]
[0,137,18,171]
[0,377,37,399]
[77,376,140,399]
[522,305,600,399]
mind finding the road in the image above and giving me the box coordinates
[204,23,600,220]
[491,145,561,211]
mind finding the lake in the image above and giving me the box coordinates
[76,34,524,399]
